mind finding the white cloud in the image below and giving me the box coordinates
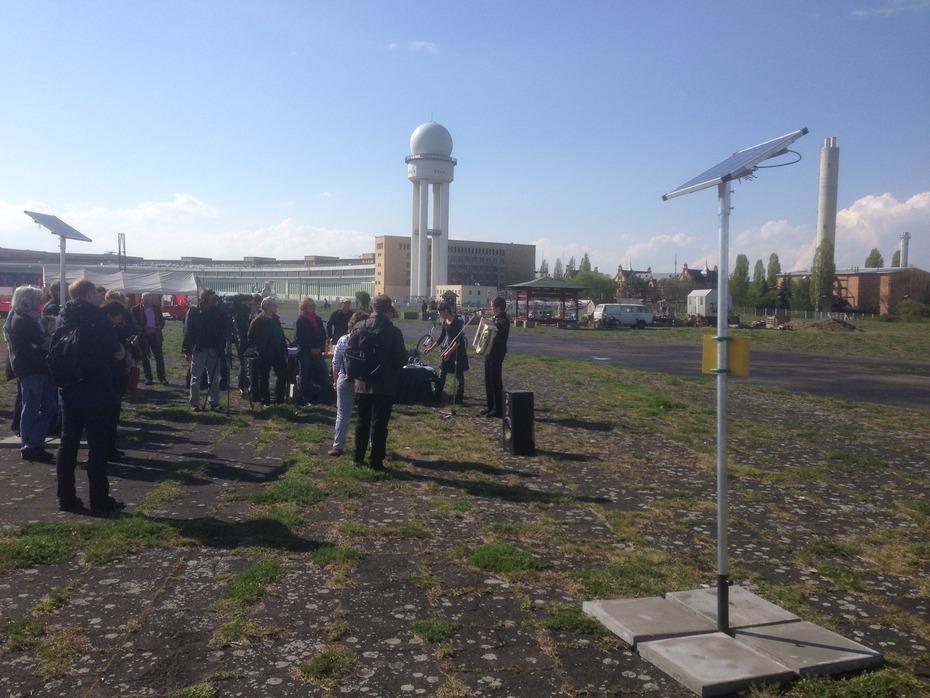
[386,42,398,50]
[852,0,930,17]
[0,194,376,260]
[732,191,930,271]
[621,233,695,271]
[408,41,438,53]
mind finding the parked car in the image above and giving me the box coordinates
[592,303,654,329]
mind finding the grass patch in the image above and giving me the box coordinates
[816,563,867,592]
[139,480,184,513]
[1,617,45,652]
[577,550,703,598]
[218,559,283,610]
[35,627,89,679]
[410,617,460,643]
[293,426,328,446]
[133,405,227,424]
[431,497,472,519]
[299,645,356,684]
[540,606,608,636]
[602,510,646,543]
[795,668,926,697]
[208,618,270,649]
[165,683,218,698]
[252,464,326,506]
[312,545,362,567]
[467,543,548,574]
[826,450,884,468]
[338,521,431,539]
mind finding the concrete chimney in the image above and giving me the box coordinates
[815,136,840,262]
[900,231,911,267]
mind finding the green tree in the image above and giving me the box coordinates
[580,252,592,273]
[791,276,813,311]
[891,249,901,267]
[355,290,371,311]
[539,258,549,276]
[552,258,564,280]
[776,275,790,310]
[766,253,781,288]
[659,275,695,303]
[864,248,884,268]
[565,256,577,279]
[619,272,647,300]
[810,241,835,310]
[571,270,615,303]
[729,254,750,306]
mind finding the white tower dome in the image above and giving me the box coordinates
[410,122,453,157]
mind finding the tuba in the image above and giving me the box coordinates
[472,315,497,355]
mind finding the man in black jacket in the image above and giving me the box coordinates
[480,297,511,418]
[353,295,408,470]
[183,289,226,411]
[55,280,125,514]
[326,298,353,342]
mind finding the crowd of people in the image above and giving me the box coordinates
[4,281,510,515]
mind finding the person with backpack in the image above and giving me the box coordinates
[347,294,407,470]
[327,311,368,457]
[182,289,226,412]
[247,296,288,406]
[52,279,126,514]
[9,286,58,463]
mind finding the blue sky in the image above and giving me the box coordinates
[2,0,928,273]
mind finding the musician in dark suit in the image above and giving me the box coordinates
[427,301,468,403]
[480,297,510,418]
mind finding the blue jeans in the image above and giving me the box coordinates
[19,374,57,450]
[299,353,333,404]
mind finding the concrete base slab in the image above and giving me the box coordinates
[582,597,715,646]
[667,585,799,629]
[736,621,883,676]
[638,632,795,697]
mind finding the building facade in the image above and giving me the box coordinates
[375,235,535,300]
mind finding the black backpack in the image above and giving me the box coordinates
[48,326,84,387]
[344,323,386,382]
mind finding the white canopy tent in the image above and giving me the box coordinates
[42,267,200,296]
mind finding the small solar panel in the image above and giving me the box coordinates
[24,210,93,242]
[662,128,808,201]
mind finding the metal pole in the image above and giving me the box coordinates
[716,182,730,633]
[59,236,68,303]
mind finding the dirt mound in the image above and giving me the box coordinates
[800,318,858,332]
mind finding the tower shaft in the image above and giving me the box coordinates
[815,136,840,260]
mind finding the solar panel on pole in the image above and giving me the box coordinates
[24,211,93,302]
[662,127,808,634]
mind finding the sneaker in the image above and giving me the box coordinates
[209,403,223,412]
[327,448,343,457]
[478,408,491,417]
[144,379,155,386]
[191,405,201,412]
[160,379,170,386]
[21,448,55,464]
[59,496,83,512]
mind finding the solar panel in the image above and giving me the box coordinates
[24,210,93,242]
[662,128,808,201]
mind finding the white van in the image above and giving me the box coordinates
[592,303,654,329]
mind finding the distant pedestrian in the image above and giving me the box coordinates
[327,298,352,343]
[352,295,408,470]
[43,282,61,317]
[54,279,126,514]
[8,286,57,463]
[328,311,368,456]
[248,297,288,405]
[132,292,169,385]
[182,289,226,411]
[480,297,511,418]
